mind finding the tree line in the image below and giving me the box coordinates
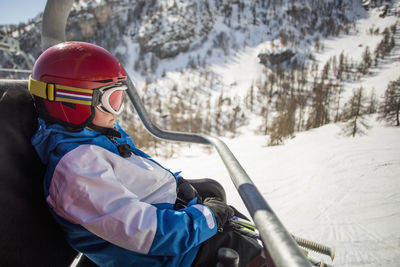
[119,21,399,154]
[250,22,399,145]
[120,73,248,157]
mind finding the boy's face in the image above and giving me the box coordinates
[92,107,117,128]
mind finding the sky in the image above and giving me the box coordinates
[0,0,48,25]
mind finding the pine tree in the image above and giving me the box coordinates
[246,84,255,112]
[334,83,344,122]
[295,65,306,91]
[268,96,297,146]
[379,77,400,126]
[337,51,345,81]
[323,80,334,124]
[229,105,241,137]
[296,94,308,131]
[268,73,276,96]
[150,53,158,72]
[367,89,378,114]
[321,60,330,81]
[203,97,212,134]
[314,36,320,52]
[306,82,327,129]
[341,87,370,137]
[331,55,338,80]
[215,92,224,136]
[360,46,372,75]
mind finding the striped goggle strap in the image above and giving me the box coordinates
[28,75,93,106]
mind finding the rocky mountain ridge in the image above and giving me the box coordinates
[2,0,363,72]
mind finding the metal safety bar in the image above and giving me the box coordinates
[125,77,312,267]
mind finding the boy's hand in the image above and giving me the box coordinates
[203,198,234,229]
[175,178,202,209]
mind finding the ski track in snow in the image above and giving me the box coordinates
[161,117,400,266]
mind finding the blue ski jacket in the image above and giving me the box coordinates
[31,118,217,266]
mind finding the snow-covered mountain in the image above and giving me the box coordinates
[1,1,398,153]
[1,0,399,148]
[1,0,365,67]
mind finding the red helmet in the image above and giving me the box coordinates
[29,41,127,129]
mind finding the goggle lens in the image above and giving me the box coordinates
[109,90,125,111]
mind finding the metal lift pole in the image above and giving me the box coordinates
[41,0,312,266]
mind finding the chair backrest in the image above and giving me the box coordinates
[0,79,78,266]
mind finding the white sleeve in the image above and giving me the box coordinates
[46,144,158,254]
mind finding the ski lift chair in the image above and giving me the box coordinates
[0,79,95,266]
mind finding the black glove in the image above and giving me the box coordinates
[203,198,234,229]
[174,178,202,210]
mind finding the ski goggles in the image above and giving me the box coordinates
[29,76,127,115]
[94,84,127,115]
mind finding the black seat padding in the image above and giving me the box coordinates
[0,80,85,266]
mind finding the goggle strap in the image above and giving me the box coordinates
[29,76,127,115]
[28,76,93,106]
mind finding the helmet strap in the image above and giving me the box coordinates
[87,122,121,138]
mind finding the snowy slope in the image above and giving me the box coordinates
[161,117,400,266]
[154,5,400,266]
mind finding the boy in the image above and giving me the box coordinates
[29,41,264,266]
